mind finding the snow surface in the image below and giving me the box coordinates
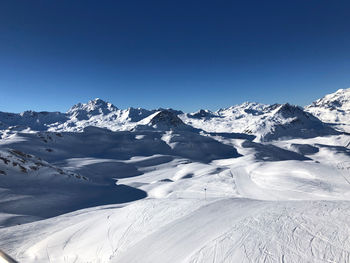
[305,88,350,132]
[181,103,339,141]
[1,90,350,262]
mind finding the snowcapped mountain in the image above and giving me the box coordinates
[0,110,67,132]
[305,88,350,131]
[187,109,217,119]
[134,110,194,131]
[253,103,339,141]
[149,110,185,128]
[180,102,271,135]
[0,97,340,141]
[0,99,157,137]
[2,90,350,262]
[52,98,156,132]
[181,102,338,141]
[67,98,119,120]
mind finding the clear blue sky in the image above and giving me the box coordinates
[1,0,350,113]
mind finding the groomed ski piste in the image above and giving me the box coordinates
[1,89,350,262]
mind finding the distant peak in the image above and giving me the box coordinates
[277,103,300,111]
[274,103,307,117]
[69,98,117,110]
[87,98,113,107]
[157,108,184,115]
[67,98,118,119]
[335,88,350,94]
[306,87,350,111]
[150,110,184,126]
[131,110,189,131]
[218,102,267,112]
[188,109,216,119]
[90,98,107,104]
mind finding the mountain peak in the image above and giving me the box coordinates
[187,109,216,119]
[67,98,118,120]
[308,88,350,111]
[133,110,190,131]
[305,88,350,129]
[91,97,106,104]
[217,102,269,115]
[150,110,186,128]
[274,103,306,117]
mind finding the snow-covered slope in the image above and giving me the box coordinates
[0,144,146,227]
[3,198,350,263]
[52,98,156,132]
[2,90,350,262]
[0,125,239,227]
[0,99,157,137]
[0,97,339,142]
[134,110,195,132]
[181,102,269,134]
[254,103,339,141]
[305,88,350,132]
[0,110,67,136]
[2,132,350,262]
[181,103,338,141]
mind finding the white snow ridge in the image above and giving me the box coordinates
[1,90,350,262]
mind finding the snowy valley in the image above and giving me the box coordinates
[1,89,350,262]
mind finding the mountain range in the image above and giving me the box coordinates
[1,89,349,141]
[2,88,350,263]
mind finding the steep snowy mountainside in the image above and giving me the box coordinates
[181,102,338,141]
[305,88,350,131]
[0,98,190,135]
[255,103,339,141]
[0,93,343,142]
[135,110,195,131]
[217,101,271,117]
[149,110,184,128]
[0,143,147,227]
[187,109,218,119]
[0,148,92,226]
[0,148,85,180]
[180,102,270,134]
[0,98,157,137]
[157,108,184,116]
[0,110,67,133]
[51,98,156,132]
[67,98,119,120]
